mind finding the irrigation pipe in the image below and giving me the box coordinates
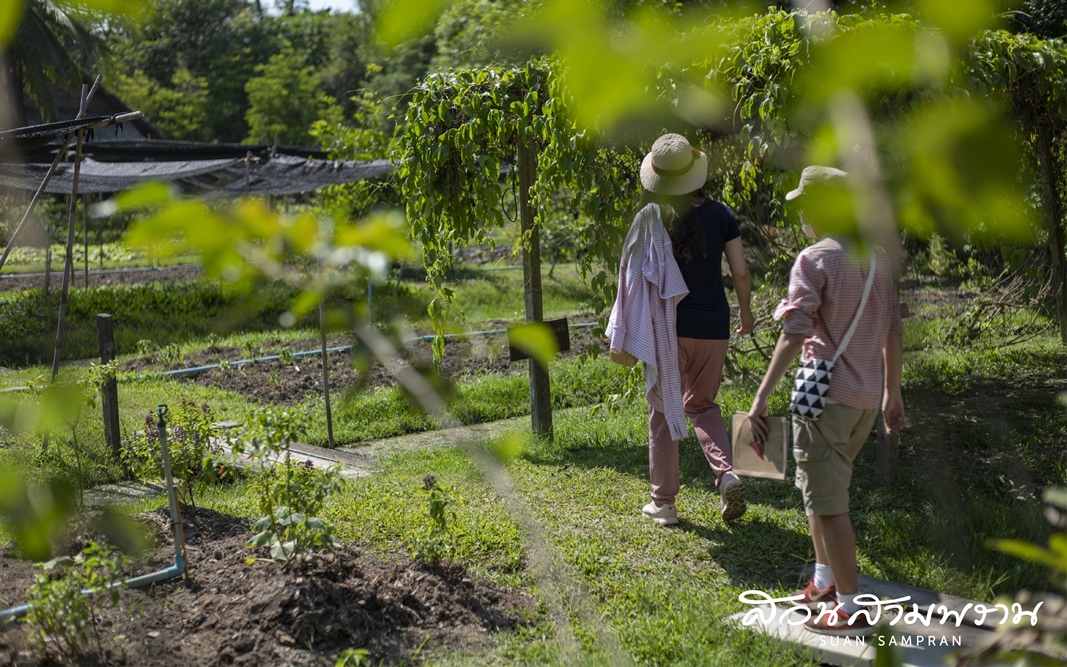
[0,405,186,622]
[121,321,600,381]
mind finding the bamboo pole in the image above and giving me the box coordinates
[317,259,335,448]
[0,76,101,275]
[49,127,86,385]
[83,194,89,287]
[43,243,51,294]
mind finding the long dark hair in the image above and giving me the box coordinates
[637,188,707,262]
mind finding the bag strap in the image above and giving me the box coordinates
[832,252,878,363]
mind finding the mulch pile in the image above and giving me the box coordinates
[0,507,535,666]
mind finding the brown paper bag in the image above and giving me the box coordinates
[730,412,788,481]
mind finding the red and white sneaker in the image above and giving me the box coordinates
[792,578,838,610]
[804,606,876,637]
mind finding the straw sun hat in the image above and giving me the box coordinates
[785,165,849,201]
[640,133,708,196]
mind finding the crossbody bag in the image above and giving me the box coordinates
[788,253,877,420]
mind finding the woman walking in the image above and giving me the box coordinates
[607,133,754,525]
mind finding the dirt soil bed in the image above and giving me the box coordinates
[0,265,203,293]
[122,322,604,406]
[0,506,535,666]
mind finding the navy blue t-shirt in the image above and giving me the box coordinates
[673,200,741,340]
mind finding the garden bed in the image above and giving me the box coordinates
[0,265,203,293]
[0,506,535,666]
[123,322,606,406]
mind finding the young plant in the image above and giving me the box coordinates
[335,647,371,667]
[134,339,156,358]
[411,474,455,565]
[24,542,130,664]
[234,407,342,561]
[157,343,184,365]
[122,399,220,507]
[247,458,342,560]
[278,346,296,367]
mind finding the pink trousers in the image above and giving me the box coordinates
[648,337,732,504]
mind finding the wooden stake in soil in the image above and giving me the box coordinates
[97,314,121,458]
[83,194,89,287]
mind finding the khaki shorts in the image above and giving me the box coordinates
[792,402,878,516]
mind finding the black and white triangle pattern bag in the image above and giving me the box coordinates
[789,358,834,419]
[788,254,877,421]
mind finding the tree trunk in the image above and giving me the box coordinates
[1035,119,1067,345]
[0,48,28,129]
[517,137,553,439]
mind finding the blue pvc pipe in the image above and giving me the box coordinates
[0,405,186,622]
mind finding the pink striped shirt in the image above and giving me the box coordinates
[606,204,690,440]
[774,238,904,409]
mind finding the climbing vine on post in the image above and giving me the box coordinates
[395,59,633,437]
[964,31,1067,344]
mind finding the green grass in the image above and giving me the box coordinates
[0,376,259,489]
[440,263,599,324]
[323,355,630,444]
[1,274,1064,665]
[0,241,200,274]
[2,377,1057,663]
[0,275,428,368]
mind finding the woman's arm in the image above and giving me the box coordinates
[724,237,753,334]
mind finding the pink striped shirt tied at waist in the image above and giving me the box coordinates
[606,204,690,440]
[774,238,905,410]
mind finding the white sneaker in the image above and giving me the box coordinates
[641,501,678,526]
[720,473,747,522]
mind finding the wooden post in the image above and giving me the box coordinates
[1036,119,1067,344]
[44,243,52,295]
[517,137,552,439]
[97,314,121,458]
[318,259,335,448]
[83,194,89,287]
[875,414,898,485]
[98,195,105,269]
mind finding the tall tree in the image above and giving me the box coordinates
[109,0,276,142]
[1,0,108,125]
[245,42,328,145]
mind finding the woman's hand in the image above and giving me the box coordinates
[735,306,754,335]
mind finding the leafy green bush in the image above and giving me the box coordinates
[0,281,293,366]
[122,400,220,508]
[0,242,140,269]
[233,407,342,561]
[247,458,342,561]
[0,275,428,368]
[24,542,129,664]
